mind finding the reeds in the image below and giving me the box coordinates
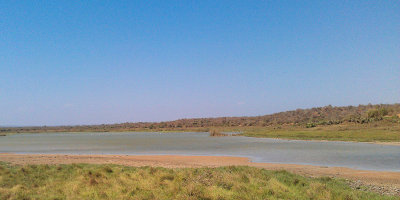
[209,130,227,137]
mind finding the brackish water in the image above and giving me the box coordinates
[0,132,399,171]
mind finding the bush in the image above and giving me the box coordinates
[209,130,226,137]
[306,123,316,128]
[367,108,389,121]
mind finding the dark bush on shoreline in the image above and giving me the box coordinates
[209,130,226,137]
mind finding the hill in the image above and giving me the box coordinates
[2,103,400,133]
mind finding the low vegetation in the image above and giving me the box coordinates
[0,162,396,200]
[207,122,400,142]
[1,103,399,142]
[209,129,226,137]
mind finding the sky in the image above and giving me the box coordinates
[1,1,399,126]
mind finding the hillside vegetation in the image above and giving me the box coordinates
[1,103,400,142]
[0,162,397,200]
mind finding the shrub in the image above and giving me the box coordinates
[306,123,316,128]
[367,108,389,121]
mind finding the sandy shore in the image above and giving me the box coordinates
[370,141,400,146]
[268,137,400,146]
[0,153,399,195]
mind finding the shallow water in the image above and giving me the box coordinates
[0,132,399,171]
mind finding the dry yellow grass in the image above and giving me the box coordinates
[0,162,397,200]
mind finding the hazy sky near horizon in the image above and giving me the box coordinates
[1,1,399,126]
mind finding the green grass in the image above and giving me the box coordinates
[0,162,397,200]
[204,123,400,142]
[242,125,400,142]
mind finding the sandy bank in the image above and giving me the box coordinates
[370,141,400,146]
[266,137,400,146]
[0,153,399,195]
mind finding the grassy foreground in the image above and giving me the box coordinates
[0,162,397,200]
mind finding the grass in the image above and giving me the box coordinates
[205,123,400,142]
[0,162,397,200]
[244,125,400,142]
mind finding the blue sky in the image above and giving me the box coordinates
[1,1,399,126]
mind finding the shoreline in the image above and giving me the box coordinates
[0,153,399,195]
[3,131,400,146]
[262,137,400,146]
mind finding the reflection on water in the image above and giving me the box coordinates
[0,132,399,171]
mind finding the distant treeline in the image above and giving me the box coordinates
[2,103,400,133]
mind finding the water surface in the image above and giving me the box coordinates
[1,132,399,171]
